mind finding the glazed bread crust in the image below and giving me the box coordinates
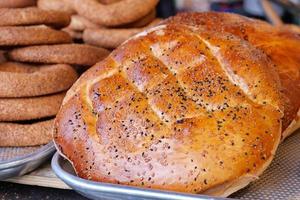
[165,12,300,139]
[54,17,283,196]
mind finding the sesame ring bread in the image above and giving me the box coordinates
[0,92,65,122]
[0,25,72,46]
[54,15,283,197]
[67,12,158,33]
[165,12,300,139]
[37,0,75,15]
[67,9,157,32]
[0,119,53,147]
[83,19,162,49]
[0,7,71,28]
[0,62,77,97]
[67,0,159,26]
[8,44,110,66]
[0,0,35,8]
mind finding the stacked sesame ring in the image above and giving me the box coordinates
[0,7,71,28]
[0,7,74,147]
[37,0,160,47]
[0,25,72,46]
[83,19,162,49]
[0,6,69,147]
[38,0,158,26]
[0,2,114,147]
[0,62,77,97]
[0,0,36,8]
[0,92,66,121]
[58,0,159,26]
[7,44,110,66]
[0,119,54,147]
[0,62,77,147]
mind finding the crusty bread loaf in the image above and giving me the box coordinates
[165,12,300,139]
[54,13,284,197]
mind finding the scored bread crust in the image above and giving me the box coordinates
[54,18,283,196]
[164,12,300,139]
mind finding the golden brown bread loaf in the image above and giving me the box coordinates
[164,12,300,139]
[54,13,285,197]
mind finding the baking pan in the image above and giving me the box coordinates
[52,130,300,200]
[0,141,56,180]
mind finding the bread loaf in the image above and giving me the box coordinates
[54,13,284,196]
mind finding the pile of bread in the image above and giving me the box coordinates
[0,1,109,147]
[54,12,300,197]
[37,0,161,49]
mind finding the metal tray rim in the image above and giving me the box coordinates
[0,141,55,170]
[52,152,227,200]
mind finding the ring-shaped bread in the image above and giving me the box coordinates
[0,25,72,46]
[83,19,161,49]
[0,62,78,97]
[0,7,71,28]
[0,92,65,121]
[37,0,75,15]
[8,44,110,66]
[67,0,159,26]
[0,119,54,147]
[0,0,35,8]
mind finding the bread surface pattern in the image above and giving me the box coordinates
[165,12,300,138]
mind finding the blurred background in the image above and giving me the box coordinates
[156,0,300,25]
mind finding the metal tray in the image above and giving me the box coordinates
[52,130,300,200]
[0,142,56,180]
